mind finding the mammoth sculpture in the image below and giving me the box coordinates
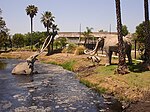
[12,35,52,75]
[84,34,132,66]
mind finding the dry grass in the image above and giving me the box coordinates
[0,51,34,59]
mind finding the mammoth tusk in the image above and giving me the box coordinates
[84,49,97,56]
[26,35,53,62]
[40,36,49,52]
[39,35,53,54]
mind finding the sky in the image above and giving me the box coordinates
[0,0,148,35]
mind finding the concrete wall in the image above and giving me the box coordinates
[57,32,118,44]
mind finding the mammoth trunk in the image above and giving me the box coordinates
[84,39,101,55]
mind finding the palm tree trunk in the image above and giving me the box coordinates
[31,17,33,49]
[115,0,128,74]
[84,38,87,47]
[144,0,150,66]
[51,37,54,53]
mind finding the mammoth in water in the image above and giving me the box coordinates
[12,35,52,75]
[84,35,132,66]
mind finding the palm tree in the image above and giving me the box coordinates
[143,0,150,67]
[82,27,93,47]
[25,5,38,48]
[41,11,55,55]
[51,24,59,52]
[115,0,128,74]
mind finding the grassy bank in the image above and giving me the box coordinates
[0,51,150,102]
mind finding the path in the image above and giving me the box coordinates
[0,59,122,112]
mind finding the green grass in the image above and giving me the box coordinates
[46,61,58,65]
[61,60,76,71]
[128,61,145,72]
[123,72,150,89]
[43,60,76,71]
[94,62,150,91]
[95,65,117,75]
[80,79,107,94]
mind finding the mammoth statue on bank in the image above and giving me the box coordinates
[84,35,132,66]
[12,35,53,75]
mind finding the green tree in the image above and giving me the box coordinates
[0,31,9,50]
[135,21,150,56]
[32,31,47,49]
[12,33,25,48]
[0,8,9,50]
[24,32,32,46]
[41,11,57,55]
[32,31,46,46]
[115,0,128,74]
[0,8,7,35]
[25,5,38,48]
[54,37,67,49]
[24,31,47,47]
[122,25,129,36]
[135,21,149,43]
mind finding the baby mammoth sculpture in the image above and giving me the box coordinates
[12,35,52,75]
[87,55,101,65]
[84,34,132,66]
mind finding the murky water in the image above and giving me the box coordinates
[0,60,7,70]
[0,59,122,112]
[0,59,32,111]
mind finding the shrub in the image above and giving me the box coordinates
[74,45,86,55]
[62,43,77,54]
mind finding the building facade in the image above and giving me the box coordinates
[57,32,118,45]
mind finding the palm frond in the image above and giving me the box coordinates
[25,5,38,18]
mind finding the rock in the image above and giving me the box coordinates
[15,106,28,112]
[45,107,51,112]
[55,106,59,108]
[1,101,12,109]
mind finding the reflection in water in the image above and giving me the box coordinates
[0,60,7,70]
[0,59,35,111]
[14,75,33,83]
[0,59,33,83]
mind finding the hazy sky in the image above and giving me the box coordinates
[0,0,147,35]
